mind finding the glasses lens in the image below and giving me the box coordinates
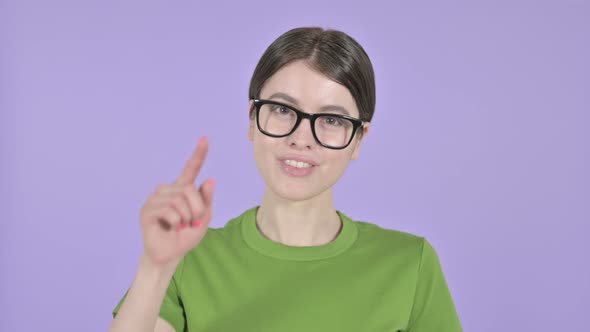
[258,103,297,136]
[315,114,355,148]
[257,102,356,149]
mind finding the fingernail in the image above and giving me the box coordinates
[199,136,207,144]
[209,178,215,188]
[192,219,202,227]
[176,224,183,231]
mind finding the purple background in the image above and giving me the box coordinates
[1,1,588,331]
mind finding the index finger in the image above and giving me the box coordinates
[176,136,209,185]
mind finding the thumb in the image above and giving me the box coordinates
[199,178,215,208]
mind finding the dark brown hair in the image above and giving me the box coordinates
[248,27,376,126]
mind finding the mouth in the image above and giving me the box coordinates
[278,159,316,177]
[283,159,314,169]
[278,154,319,166]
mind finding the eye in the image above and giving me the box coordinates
[322,116,343,126]
[271,105,291,115]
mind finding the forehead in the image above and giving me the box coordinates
[259,60,359,118]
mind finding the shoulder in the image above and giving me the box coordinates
[348,216,447,270]
[352,218,426,252]
[352,219,448,280]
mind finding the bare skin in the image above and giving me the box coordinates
[140,135,215,270]
[109,136,215,332]
[248,60,370,247]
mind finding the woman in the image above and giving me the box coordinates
[109,27,462,332]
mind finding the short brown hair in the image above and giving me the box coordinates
[248,27,376,124]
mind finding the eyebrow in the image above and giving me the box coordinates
[267,92,351,116]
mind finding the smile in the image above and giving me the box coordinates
[283,159,313,168]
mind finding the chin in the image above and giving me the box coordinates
[274,189,317,202]
[269,181,328,203]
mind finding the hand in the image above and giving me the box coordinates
[139,136,215,270]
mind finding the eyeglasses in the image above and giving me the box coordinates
[252,99,365,150]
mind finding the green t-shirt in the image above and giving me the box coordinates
[113,206,462,331]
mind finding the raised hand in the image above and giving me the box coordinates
[139,136,215,269]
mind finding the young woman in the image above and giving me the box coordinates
[109,27,462,332]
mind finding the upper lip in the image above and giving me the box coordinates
[279,154,319,166]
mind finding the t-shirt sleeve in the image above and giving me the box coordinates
[111,258,186,332]
[407,239,462,332]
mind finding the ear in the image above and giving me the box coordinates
[351,122,370,160]
[248,100,255,141]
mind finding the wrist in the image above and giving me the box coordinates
[137,254,178,285]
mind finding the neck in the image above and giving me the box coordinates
[255,187,343,247]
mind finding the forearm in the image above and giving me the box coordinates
[109,255,177,332]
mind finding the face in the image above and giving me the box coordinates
[248,60,370,202]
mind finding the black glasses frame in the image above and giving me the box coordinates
[252,99,365,150]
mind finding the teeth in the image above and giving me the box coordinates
[284,159,312,168]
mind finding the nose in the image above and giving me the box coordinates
[287,118,316,149]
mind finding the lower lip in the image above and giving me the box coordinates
[278,160,315,177]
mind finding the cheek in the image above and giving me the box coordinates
[324,151,353,172]
[336,156,352,171]
[253,133,278,158]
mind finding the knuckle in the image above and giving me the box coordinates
[155,183,168,193]
[183,186,197,200]
[145,194,158,204]
[164,208,181,224]
[143,197,159,211]
[171,196,190,218]
[182,184,196,196]
[180,185,197,201]
[193,202,205,219]
[171,195,186,208]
